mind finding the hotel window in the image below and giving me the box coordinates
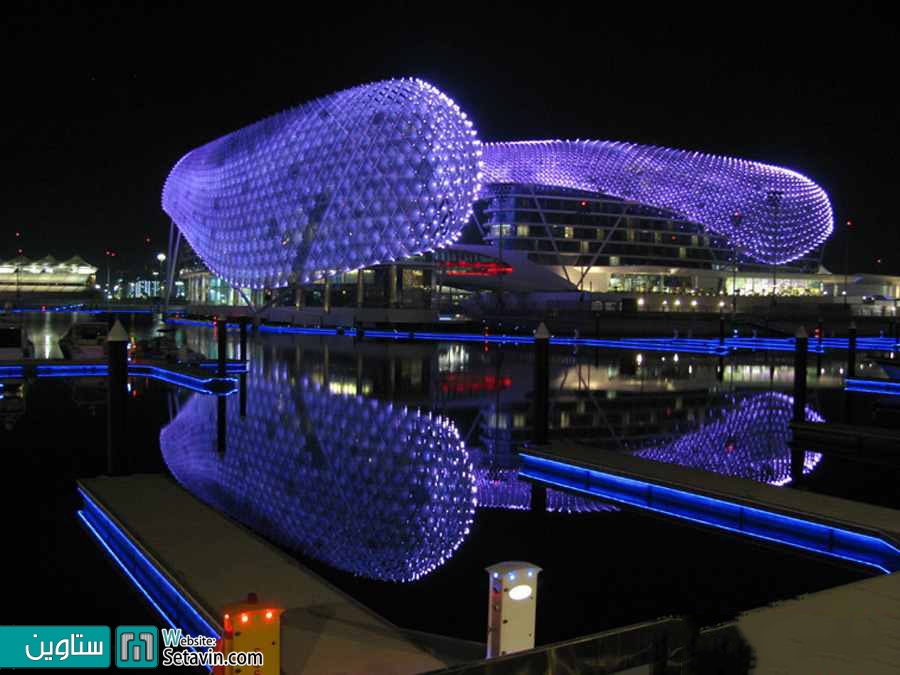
[516,224,529,237]
[679,247,687,259]
[563,226,574,239]
[609,256,620,266]
[580,241,590,253]
[596,228,605,239]
[493,224,512,237]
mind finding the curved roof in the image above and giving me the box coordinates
[482,140,833,264]
[162,78,482,288]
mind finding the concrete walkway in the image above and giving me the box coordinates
[80,474,467,675]
[728,572,900,674]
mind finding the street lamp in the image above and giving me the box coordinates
[844,220,852,305]
[156,253,167,298]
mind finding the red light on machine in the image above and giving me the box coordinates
[441,261,513,276]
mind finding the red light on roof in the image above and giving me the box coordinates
[240,613,249,624]
[265,610,273,620]
[224,614,230,620]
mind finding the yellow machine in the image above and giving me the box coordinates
[221,594,282,675]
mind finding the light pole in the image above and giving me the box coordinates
[732,243,738,316]
[156,252,167,299]
[844,220,852,306]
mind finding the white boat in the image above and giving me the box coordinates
[0,322,34,360]
[59,322,109,359]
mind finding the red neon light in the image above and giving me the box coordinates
[440,373,512,394]
[440,260,513,276]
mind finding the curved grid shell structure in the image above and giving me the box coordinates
[162,79,482,288]
[160,377,477,582]
[632,392,822,486]
[481,140,833,264]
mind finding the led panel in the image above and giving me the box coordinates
[163,79,482,288]
[482,140,833,264]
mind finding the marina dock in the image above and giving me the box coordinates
[518,443,900,572]
[77,474,480,675]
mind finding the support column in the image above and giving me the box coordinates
[356,270,365,308]
[389,265,398,308]
[848,321,857,378]
[294,286,305,309]
[106,320,129,476]
[793,327,808,423]
[217,317,228,376]
[533,322,550,445]
[324,278,332,314]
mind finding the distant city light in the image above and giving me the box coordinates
[156,253,167,262]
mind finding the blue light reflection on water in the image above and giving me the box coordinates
[160,376,478,582]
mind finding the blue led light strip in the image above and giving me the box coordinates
[30,363,237,395]
[163,317,899,355]
[845,378,900,396]
[519,453,900,574]
[78,488,219,644]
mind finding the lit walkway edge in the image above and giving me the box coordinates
[77,475,456,674]
[518,447,900,573]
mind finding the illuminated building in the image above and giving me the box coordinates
[0,255,97,297]
[164,78,900,308]
[162,78,482,289]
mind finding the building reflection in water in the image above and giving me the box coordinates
[161,334,835,582]
[160,375,477,582]
[629,392,823,486]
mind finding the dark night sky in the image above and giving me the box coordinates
[2,2,899,276]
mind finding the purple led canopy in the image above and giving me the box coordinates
[631,392,822,486]
[481,141,833,264]
[162,79,482,288]
[159,377,477,582]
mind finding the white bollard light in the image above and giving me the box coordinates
[485,561,541,658]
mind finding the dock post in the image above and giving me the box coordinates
[793,326,808,424]
[533,322,550,445]
[217,317,228,377]
[848,321,857,378]
[530,481,547,513]
[106,320,129,476]
[217,395,227,455]
[239,317,248,362]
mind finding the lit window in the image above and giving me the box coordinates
[563,226,574,239]
[516,225,529,237]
